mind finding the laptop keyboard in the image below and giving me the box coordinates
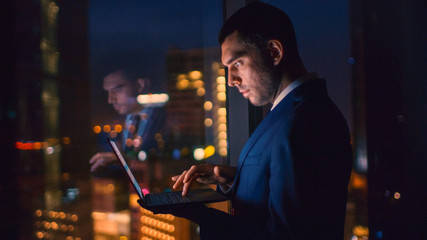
[144,188,226,206]
[146,191,192,205]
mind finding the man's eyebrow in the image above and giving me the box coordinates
[111,84,126,90]
[225,50,246,65]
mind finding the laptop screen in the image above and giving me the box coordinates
[107,138,144,199]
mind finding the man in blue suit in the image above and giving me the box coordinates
[144,2,353,239]
[90,68,165,173]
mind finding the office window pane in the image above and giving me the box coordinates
[89,2,226,239]
[5,1,225,239]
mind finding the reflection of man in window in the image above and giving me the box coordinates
[90,68,165,174]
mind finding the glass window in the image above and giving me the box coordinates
[4,1,367,239]
[6,1,226,239]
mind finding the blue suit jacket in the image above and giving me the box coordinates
[198,79,353,239]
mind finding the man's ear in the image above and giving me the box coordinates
[136,78,146,94]
[267,40,283,66]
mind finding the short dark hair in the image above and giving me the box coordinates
[113,68,139,83]
[102,64,139,83]
[218,1,300,61]
[104,66,159,93]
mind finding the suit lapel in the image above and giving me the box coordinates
[231,92,295,189]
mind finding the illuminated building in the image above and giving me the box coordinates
[33,209,82,240]
[126,194,191,240]
[166,47,227,165]
[113,47,232,240]
[4,0,92,238]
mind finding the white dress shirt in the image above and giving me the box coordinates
[270,72,318,111]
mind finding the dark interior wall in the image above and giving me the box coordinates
[1,0,20,237]
[351,0,426,239]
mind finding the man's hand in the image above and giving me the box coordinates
[89,152,116,172]
[172,164,236,196]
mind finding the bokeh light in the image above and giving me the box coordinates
[188,70,202,80]
[204,145,215,158]
[204,101,213,111]
[114,124,123,133]
[197,88,205,96]
[33,142,42,150]
[394,192,401,199]
[204,118,213,127]
[218,108,226,115]
[193,80,204,88]
[103,125,111,133]
[217,92,226,101]
[216,76,225,84]
[62,137,71,144]
[46,147,54,155]
[193,148,205,161]
[172,149,181,160]
[138,151,147,161]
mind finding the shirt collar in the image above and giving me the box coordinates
[270,72,318,111]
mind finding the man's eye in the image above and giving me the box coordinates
[234,61,242,68]
[112,87,123,93]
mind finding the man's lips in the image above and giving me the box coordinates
[239,89,249,98]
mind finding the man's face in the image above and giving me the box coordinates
[103,71,140,115]
[221,31,280,106]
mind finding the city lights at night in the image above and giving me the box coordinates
[3,0,423,239]
[15,137,71,151]
[137,93,170,105]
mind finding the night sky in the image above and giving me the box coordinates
[89,0,351,129]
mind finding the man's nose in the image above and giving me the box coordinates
[227,74,241,87]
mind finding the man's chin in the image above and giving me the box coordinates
[115,108,128,115]
[249,97,269,107]
[249,100,262,107]
[250,102,264,107]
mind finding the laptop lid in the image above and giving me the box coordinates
[107,138,144,199]
[107,137,228,209]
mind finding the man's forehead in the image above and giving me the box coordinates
[221,33,242,64]
[220,47,229,65]
[103,72,129,89]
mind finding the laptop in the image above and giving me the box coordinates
[106,138,228,208]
